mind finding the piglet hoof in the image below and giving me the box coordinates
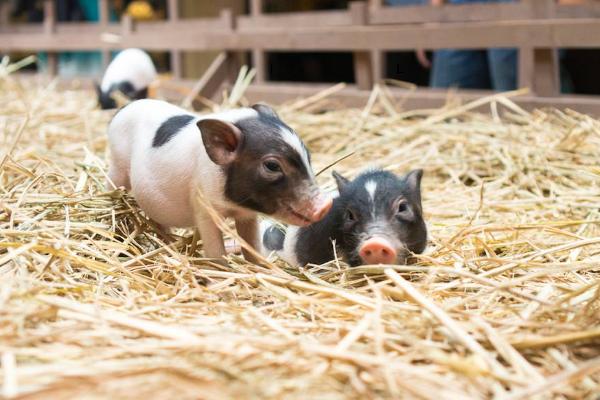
[224,238,242,254]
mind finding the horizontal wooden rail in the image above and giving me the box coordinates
[3,19,600,52]
[369,3,600,24]
[370,3,532,24]
[240,82,600,116]
[47,75,600,115]
[237,9,354,30]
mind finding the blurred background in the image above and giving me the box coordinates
[2,0,600,96]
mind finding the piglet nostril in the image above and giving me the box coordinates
[359,237,397,265]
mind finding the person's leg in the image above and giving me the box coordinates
[431,49,491,89]
[487,48,517,91]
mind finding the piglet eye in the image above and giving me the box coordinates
[397,202,408,213]
[345,209,356,222]
[263,160,282,173]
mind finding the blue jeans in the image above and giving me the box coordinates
[429,0,517,91]
[431,48,517,91]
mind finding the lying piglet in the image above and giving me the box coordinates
[261,169,427,266]
[96,48,157,110]
[107,99,332,262]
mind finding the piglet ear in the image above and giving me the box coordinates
[197,119,242,165]
[332,170,350,192]
[404,169,423,210]
[252,103,279,119]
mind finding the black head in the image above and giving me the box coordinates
[197,104,331,226]
[331,169,427,266]
[97,81,149,110]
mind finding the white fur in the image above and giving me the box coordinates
[365,180,377,201]
[279,226,301,267]
[279,127,312,178]
[107,99,258,228]
[101,48,157,92]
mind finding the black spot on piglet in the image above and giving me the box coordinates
[153,114,195,147]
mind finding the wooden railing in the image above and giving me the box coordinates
[2,0,600,112]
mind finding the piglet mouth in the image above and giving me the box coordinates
[285,205,313,226]
[282,195,332,226]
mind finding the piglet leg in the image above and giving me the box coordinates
[196,213,226,263]
[235,217,259,263]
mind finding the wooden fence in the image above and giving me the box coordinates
[2,0,600,113]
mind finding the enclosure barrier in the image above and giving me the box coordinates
[2,0,600,113]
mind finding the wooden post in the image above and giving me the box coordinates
[525,0,556,18]
[253,49,266,83]
[518,47,533,90]
[368,0,384,8]
[350,1,373,90]
[518,46,560,96]
[366,0,385,84]
[250,0,266,83]
[167,0,179,19]
[98,0,110,70]
[0,1,10,27]
[43,0,58,76]
[43,0,55,34]
[121,14,133,36]
[520,0,559,96]
[533,48,560,96]
[98,0,109,25]
[371,49,384,85]
[219,7,234,28]
[167,0,182,79]
[46,53,58,76]
[219,8,243,85]
[250,0,262,16]
[101,50,111,70]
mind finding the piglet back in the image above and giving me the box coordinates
[101,48,157,93]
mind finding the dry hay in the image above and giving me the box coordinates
[1,65,600,400]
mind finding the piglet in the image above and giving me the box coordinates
[96,48,157,110]
[107,99,332,262]
[261,169,427,266]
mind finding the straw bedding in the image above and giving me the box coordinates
[1,65,599,399]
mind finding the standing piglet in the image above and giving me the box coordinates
[97,48,157,110]
[107,99,332,262]
[261,169,427,266]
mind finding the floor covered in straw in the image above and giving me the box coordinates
[1,72,600,399]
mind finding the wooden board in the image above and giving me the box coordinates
[4,19,600,52]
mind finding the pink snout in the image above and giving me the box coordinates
[309,195,333,222]
[359,237,397,265]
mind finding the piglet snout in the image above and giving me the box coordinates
[359,237,397,265]
[309,195,333,222]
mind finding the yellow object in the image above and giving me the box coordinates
[126,1,155,20]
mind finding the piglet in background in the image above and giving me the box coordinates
[261,169,427,266]
[96,48,157,110]
[107,99,332,262]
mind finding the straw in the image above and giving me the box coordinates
[1,59,599,399]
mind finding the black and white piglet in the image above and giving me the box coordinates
[96,48,157,110]
[261,169,427,266]
[107,99,332,261]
